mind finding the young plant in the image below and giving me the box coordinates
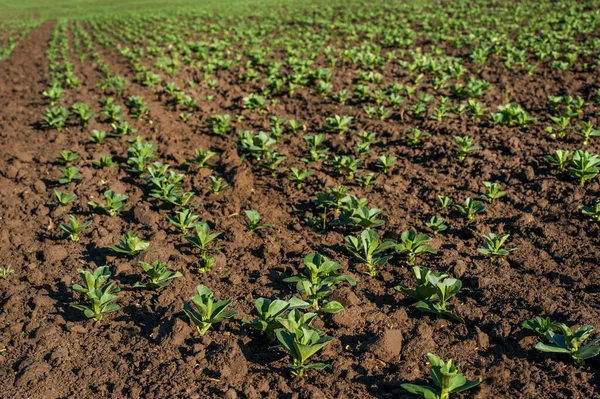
[522,316,558,341]
[345,229,396,276]
[288,167,312,189]
[535,323,600,366]
[207,176,229,194]
[426,215,448,235]
[283,253,356,314]
[477,233,518,261]
[89,130,107,145]
[0,266,15,279]
[43,106,69,130]
[70,266,120,322]
[396,230,437,266]
[577,121,600,145]
[59,215,92,241]
[568,150,600,186]
[88,190,128,216]
[92,155,116,168]
[58,167,82,185]
[276,327,333,377]
[186,148,216,168]
[184,222,224,273]
[243,210,271,232]
[107,232,149,257]
[70,103,94,127]
[453,136,480,161]
[401,353,481,399]
[481,181,507,203]
[375,154,397,174]
[407,128,430,146]
[133,261,182,289]
[183,285,237,336]
[167,209,200,234]
[207,115,232,135]
[54,190,77,206]
[579,199,600,222]
[544,149,572,171]
[242,297,310,341]
[454,198,486,222]
[324,115,353,134]
[437,195,452,209]
[58,150,80,165]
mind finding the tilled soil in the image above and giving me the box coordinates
[0,19,599,399]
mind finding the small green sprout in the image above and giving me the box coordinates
[568,150,600,186]
[426,215,447,235]
[186,148,216,168]
[184,222,224,273]
[58,167,83,185]
[59,215,92,241]
[276,326,333,377]
[345,229,396,276]
[0,266,15,279]
[92,156,116,168]
[70,266,120,322]
[58,150,80,166]
[288,167,312,189]
[90,130,107,145]
[437,195,452,209]
[374,154,397,174]
[544,149,572,171]
[579,199,600,222]
[243,210,271,232]
[324,115,353,134]
[183,285,237,336]
[396,230,437,266]
[454,197,486,222]
[453,136,480,161]
[54,190,77,206]
[522,316,558,341]
[407,128,430,146]
[241,297,311,341]
[535,323,600,366]
[477,233,518,260]
[167,209,200,234]
[107,232,150,257]
[481,181,507,203]
[88,190,128,216]
[577,121,600,145]
[207,176,229,194]
[133,261,182,289]
[401,353,481,399]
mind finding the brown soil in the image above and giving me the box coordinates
[0,19,599,399]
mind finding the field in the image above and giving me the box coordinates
[0,0,599,398]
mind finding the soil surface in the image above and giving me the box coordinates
[0,16,599,399]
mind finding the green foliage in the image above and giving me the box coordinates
[477,233,518,260]
[453,136,480,161]
[242,297,311,341]
[184,222,223,273]
[43,106,69,130]
[544,149,572,171]
[133,261,182,289]
[107,232,150,257]
[88,190,128,216]
[454,197,485,222]
[324,115,353,134]
[276,326,333,377]
[70,266,120,322]
[396,230,437,266]
[345,229,396,276]
[535,323,600,366]
[579,199,600,222]
[89,129,107,145]
[186,148,216,168]
[207,175,229,194]
[401,353,481,399]
[426,216,447,235]
[59,214,92,241]
[58,167,82,185]
[183,285,237,336]
[0,266,15,279]
[568,150,600,186]
[167,209,200,234]
[243,210,271,232]
[375,154,397,174]
[54,189,77,206]
[71,102,94,127]
[522,316,558,341]
[436,195,452,209]
[207,114,232,135]
[288,167,312,189]
[481,181,507,203]
[92,155,116,168]
[58,150,80,165]
[284,253,356,314]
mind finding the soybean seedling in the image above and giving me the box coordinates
[167,209,200,234]
[535,323,600,366]
[54,190,77,206]
[88,190,128,216]
[568,150,600,186]
[241,297,311,341]
[481,181,507,203]
[183,285,237,336]
[436,195,452,209]
[186,148,216,168]
[522,316,559,342]
[454,197,485,222]
[0,266,15,279]
[426,215,448,235]
[396,230,437,266]
[345,229,396,276]
[184,222,224,273]
[477,233,518,261]
[288,167,312,189]
[276,326,333,377]
[90,130,107,145]
[59,215,92,241]
[401,353,481,399]
[92,156,116,168]
[243,210,271,232]
[453,136,480,161]
[107,232,150,257]
[207,176,229,194]
[133,261,182,289]
[58,150,80,166]
[70,266,120,322]
[58,167,83,185]
[544,149,572,171]
[579,199,600,222]
[374,154,397,174]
